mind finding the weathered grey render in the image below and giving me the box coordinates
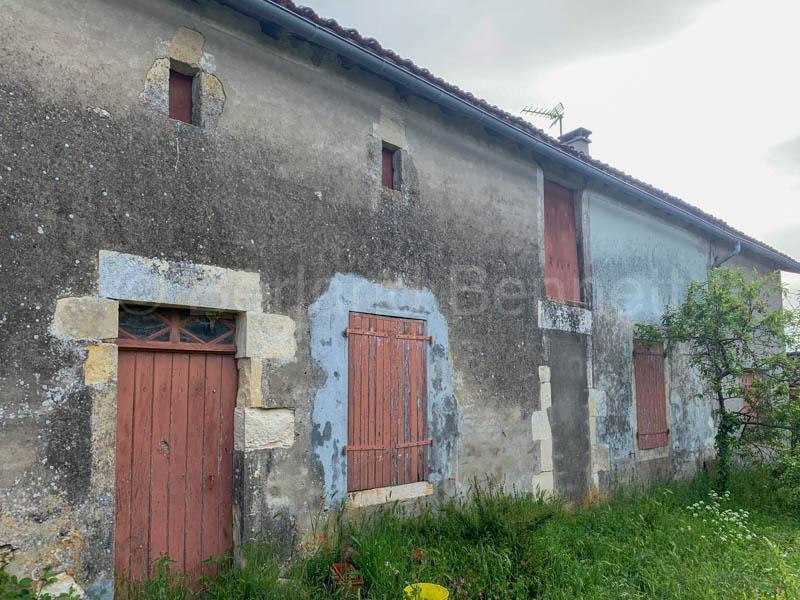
[1,0,799,595]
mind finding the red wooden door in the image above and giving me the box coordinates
[544,180,581,303]
[346,312,431,492]
[114,349,237,581]
[633,340,669,450]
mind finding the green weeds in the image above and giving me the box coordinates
[124,469,800,598]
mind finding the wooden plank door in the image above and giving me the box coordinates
[114,349,237,582]
[346,312,430,492]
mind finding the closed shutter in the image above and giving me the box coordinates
[633,340,669,450]
[346,312,431,492]
[543,180,581,303]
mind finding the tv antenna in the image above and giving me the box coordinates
[521,102,565,136]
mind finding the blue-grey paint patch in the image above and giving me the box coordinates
[308,273,460,503]
[589,192,712,463]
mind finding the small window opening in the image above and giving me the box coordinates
[169,69,194,124]
[381,143,398,189]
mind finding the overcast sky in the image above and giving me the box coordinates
[308,0,800,299]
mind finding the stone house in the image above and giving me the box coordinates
[1,0,799,595]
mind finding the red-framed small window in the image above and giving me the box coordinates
[633,340,669,450]
[169,69,194,124]
[543,180,581,303]
[381,144,397,189]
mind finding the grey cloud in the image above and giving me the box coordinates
[767,136,800,174]
[305,0,719,107]
[763,226,800,269]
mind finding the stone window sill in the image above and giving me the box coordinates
[347,481,433,509]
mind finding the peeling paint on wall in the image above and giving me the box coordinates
[308,273,460,503]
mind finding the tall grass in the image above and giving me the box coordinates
[133,469,799,599]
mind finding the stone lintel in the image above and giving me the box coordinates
[347,481,433,509]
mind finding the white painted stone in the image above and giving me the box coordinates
[588,388,605,417]
[236,312,296,361]
[39,572,85,598]
[99,250,262,313]
[538,299,592,335]
[51,297,118,340]
[592,444,610,472]
[540,438,553,471]
[234,407,294,450]
[540,382,552,410]
[347,481,432,508]
[589,415,597,443]
[532,470,554,494]
[531,410,551,441]
[538,365,550,384]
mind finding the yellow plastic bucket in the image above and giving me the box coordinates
[403,583,449,599]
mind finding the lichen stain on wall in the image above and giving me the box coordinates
[308,273,461,503]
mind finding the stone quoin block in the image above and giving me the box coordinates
[234,407,295,451]
[236,358,264,407]
[592,444,611,472]
[538,365,551,384]
[532,470,554,494]
[51,297,118,340]
[531,410,551,441]
[539,381,552,410]
[84,343,118,385]
[170,27,205,71]
[540,438,554,472]
[236,312,297,361]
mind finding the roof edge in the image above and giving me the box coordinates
[220,0,800,274]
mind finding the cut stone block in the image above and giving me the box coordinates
[532,470,554,494]
[84,343,118,385]
[236,312,297,361]
[538,365,550,384]
[170,27,205,72]
[347,481,432,508]
[52,297,118,340]
[236,358,264,407]
[234,407,294,450]
[531,410,551,441]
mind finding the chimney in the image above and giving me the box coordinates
[559,127,592,156]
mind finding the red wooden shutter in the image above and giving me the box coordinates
[543,180,581,303]
[169,70,194,124]
[741,370,757,422]
[381,147,395,189]
[633,340,669,449]
[346,312,430,492]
